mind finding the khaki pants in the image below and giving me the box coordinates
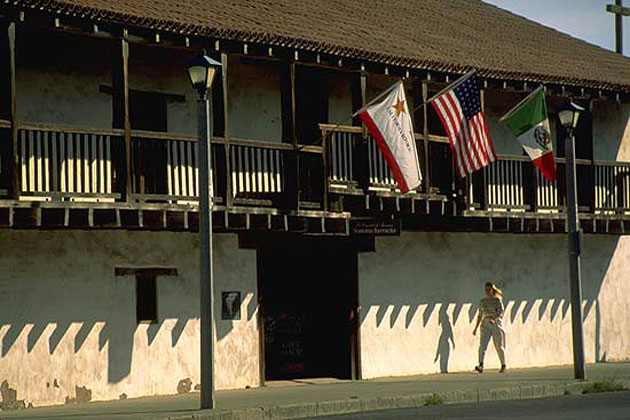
[478,319,506,366]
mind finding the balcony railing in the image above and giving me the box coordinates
[468,155,630,215]
[3,121,630,219]
[18,123,121,202]
[131,132,295,207]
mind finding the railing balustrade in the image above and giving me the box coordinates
[485,157,526,211]
[131,133,288,206]
[367,132,398,191]
[6,122,630,219]
[231,142,284,198]
[593,161,630,214]
[18,124,121,201]
[535,165,560,213]
[327,129,356,186]
[167,138,199,202]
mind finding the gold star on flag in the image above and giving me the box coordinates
[392,99,406,117]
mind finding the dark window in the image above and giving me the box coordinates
[130,90,167,132]
[296,67,329,144]
[136,274,157,323]
[129,90,168,195]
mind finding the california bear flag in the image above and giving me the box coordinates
[501,86,556,181]
[357,81,422,193]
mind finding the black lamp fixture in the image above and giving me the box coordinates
[557,101,585,131]
[186,52,222,97]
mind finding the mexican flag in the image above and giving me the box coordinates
[501,87,556,182]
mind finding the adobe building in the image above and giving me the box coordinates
[0,0,629,408]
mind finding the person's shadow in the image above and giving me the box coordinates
[434,304,455,373]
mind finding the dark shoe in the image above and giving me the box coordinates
[474,365,483,373]
[500,364,506,373]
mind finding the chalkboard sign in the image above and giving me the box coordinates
[264,313,305,377]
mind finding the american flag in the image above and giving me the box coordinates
[430,72,496,178]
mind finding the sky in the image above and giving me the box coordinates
[482,0,629,55]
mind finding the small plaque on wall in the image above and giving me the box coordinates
[221,291,241,320]
[351,218,401,236]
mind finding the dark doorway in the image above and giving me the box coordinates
[129,90,168,195]
[258,237,357,381]
[296,67,329,144]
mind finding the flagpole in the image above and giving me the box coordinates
[426,69,476,104]
[352,80,403,117]
[301,79,404,151]
[499,85,545,122]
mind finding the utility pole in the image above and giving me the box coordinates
[607,0,630,54]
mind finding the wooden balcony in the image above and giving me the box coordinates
[1,122,630,234]
[466,155,630,215]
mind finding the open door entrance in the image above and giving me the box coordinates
[259,237,358,381]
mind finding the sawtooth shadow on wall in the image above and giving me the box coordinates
[1,276,257,385]
[359,234,621,372]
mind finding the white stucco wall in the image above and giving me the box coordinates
[328,72,353,124]
[16,30,112,127]
[129,44,198,135]
[0,231,259,407]
[592,100,630,161]
[358,232,630,378]
[227,56,283,142]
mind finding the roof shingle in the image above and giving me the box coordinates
[10,0,630,91]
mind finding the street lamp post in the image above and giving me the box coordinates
[557,102,586,381]
[187,53,222,409]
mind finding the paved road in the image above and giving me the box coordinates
[313,392,630,420]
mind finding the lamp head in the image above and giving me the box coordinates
[186,53,222,97]
[556,102,584,130]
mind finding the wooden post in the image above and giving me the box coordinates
[1,22,18,198]
[280,62,298,209]
[290,63,298,147]
[417,81,431,193]
[322,126,329,211]
[112,33,131,201]
[606,1,630,54]
[221,52,233,207]
[616,0,623,54]
[8,23,18,199]
[480,88,488,210]
[351,71,368,191]
[359,71,370,190]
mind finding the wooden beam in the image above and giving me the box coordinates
[421,81,431,192]
[221,52,233,207]
[607,2,627,54]
[112,34,131,201]
[2,22,18,199]
[350,71,369,191]
[607,3,630,16]
[279,61,298,209]
[290,62,298,146]
[115,267,178,276]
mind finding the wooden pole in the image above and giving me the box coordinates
[221,52,232,207]
[421,81,431,192]
[112,34,131,200]
[607,1,630,54]
[616,0,623,54]
[7,22,18,199]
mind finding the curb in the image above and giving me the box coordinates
[164,381,606,420]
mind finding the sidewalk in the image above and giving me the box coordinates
[2,363,630,420]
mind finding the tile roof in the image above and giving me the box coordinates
[9,0,630,91]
